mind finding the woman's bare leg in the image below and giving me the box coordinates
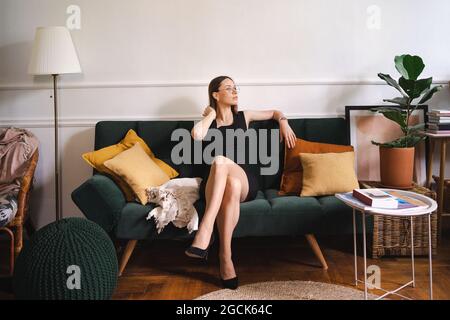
[191,155,249,250]
[216,176,246,280]
[190,156,230,249]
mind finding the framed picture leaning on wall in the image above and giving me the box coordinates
[345,105,429,186]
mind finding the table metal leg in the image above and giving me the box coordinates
[362,212,368,300]
[438,139,447,242]
[428,214,433,300]
[353,209,358,286]
[411,216,415,288]
[346,203,434,300]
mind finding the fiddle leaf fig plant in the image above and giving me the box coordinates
[371,54,443,148]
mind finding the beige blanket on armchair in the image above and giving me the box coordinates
[0,127,39,227]
[0,127,39,196]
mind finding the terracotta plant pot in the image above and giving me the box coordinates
[379,146,415,189]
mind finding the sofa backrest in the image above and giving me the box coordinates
[94,120,199,179]
[248,117,349,190]
[94,117,349,191]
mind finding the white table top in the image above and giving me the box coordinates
[335,189,437,217]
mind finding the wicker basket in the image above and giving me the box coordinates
[359,181,438,258]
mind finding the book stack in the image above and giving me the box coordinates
[352,188,398,209]
[426,109,450,134]
[336,188,428,212]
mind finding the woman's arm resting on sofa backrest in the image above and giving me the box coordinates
[244,109,297,149]
[71,174,127,233]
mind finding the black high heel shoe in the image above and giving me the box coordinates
[185,232,215,261]
[221,276,239,290]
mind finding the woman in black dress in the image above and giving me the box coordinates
[185,76,297,289]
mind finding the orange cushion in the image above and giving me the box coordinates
[278,138,354,195]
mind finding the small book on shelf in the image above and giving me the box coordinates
[428,116,450,123]
[428,109,450,116]
[426,129,450,134]
[427,123,450,130]
[352,188,398,208]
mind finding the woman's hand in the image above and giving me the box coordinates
[202,106,216,118]
[192,106,216,141]
[279,120,297,149]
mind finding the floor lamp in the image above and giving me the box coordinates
[14,27,118,300]
[28,26,82,221]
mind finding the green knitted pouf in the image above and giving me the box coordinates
[13,217,118,300]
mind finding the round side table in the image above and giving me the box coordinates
[336,189,437,300]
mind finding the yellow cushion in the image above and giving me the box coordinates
[152,158,179,179]
[82,129,178,201]
[299,151,359,197]
[104,142,170,205]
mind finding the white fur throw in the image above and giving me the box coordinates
[146,177,202,234]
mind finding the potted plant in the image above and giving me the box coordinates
[372,54,442,188]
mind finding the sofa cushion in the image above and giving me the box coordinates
[116,202,157,240]
[116,199,207,240]
[85,129,179,201]
[137,121,204,179]
[231,191,273,237]
[261,189,325,235]
[261,118,350,191]
[265,189,323,212]
[279,138,354,196]
[299,151,359,197]
[84,129,150,201]
[104,143,171,205]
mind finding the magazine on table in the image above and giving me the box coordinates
[384,190,428,210]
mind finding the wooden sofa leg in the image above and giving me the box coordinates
[305,234,328,270]
[118,240,138,277]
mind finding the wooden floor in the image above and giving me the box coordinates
[1,232,450,300]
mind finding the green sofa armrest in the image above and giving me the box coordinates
[71,174,127,233]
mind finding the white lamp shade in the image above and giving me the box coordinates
[28,26,82,75]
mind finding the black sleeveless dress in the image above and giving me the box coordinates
[199,111,259,202]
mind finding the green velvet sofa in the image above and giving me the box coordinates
[72,117,364,275]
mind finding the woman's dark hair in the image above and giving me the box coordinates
[208,76,238,114]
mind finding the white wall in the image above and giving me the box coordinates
[1,0,449,229]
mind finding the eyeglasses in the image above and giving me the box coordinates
[218,86,240,94]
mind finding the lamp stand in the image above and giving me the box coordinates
[52,74,61,221]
